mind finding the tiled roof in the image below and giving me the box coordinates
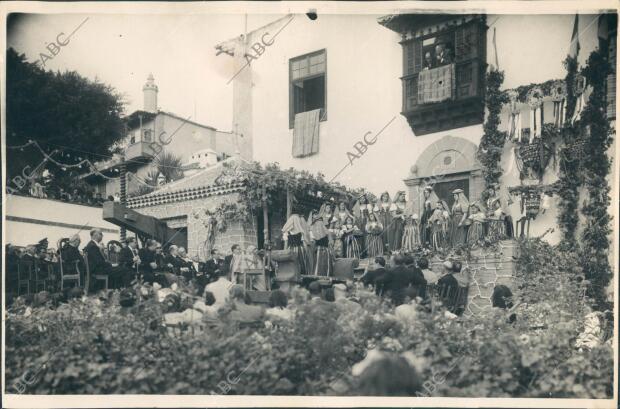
[127,156,249,208]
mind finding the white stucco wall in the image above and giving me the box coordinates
[233,13,604,245]
[5,195,120,247]
[241,14,599,194]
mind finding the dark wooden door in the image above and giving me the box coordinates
[433,178,469,208]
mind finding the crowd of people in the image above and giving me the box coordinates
[5,229,276,300]
[16,176,113,207]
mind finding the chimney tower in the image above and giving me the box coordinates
[143,73,158,113]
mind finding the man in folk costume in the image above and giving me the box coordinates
[420,186,439,248]
[282,213,312,275]
[308,211,332,276]
[377,192,392,253]
[450,189,470,247]
[389,191,407,252]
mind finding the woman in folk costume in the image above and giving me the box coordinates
[282,213,312,275]
[466,202,486,246]
[320,201,335,228]
[389,191,407,252]
[328,218,344,258]
[420,186,439,247]
[365,212,384,258]
[336,201,354,225]
[487,197,506,242]
[401,213,421,252]
[342,216,362,259]
[429,200,451,251]
[450,189,470,247]
[353,193,374,258]
[309,211,333,276]
[377,192,392,253]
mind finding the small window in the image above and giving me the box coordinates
[142,129,153,142]
[289,49,326,128]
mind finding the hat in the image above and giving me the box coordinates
[411,213,419,220]
[452,188,464,194]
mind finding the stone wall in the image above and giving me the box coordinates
[430,239,517,316]
[133,192,258,258]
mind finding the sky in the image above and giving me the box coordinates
[7,12,601,133]
[7,13,285,132]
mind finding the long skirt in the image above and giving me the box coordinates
[389,217,404,252]
[291,244,311,275]
[467,222,485,246]
[344,234,361,259]
[431,225,447,251]
[367,234,384,258]
[450,213,467,247]
[330,237,344,258]
[314,246,333,276]
[401,225,420,252]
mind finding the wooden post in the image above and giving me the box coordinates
[119,155,127,241]
[262,187,269,245]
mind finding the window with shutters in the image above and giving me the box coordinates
[397,16,487,135]
[289,49,327,128]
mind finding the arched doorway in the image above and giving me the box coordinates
[404,135,484,216]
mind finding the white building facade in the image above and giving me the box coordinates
[218,13,616,245]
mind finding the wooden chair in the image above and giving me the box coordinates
[57,238,82,290]
[83,252,108,292]
[17,259,34,296]
[34,259,54,292]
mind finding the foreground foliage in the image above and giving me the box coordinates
[5,240,613,397]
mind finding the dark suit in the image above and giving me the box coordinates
[83,241,110,275]
[83,240,130,290]
[361,267,387,294]
[204,258,223,277]
[381,265,427,306]
[223,254,234,277]
[119,246,138,270]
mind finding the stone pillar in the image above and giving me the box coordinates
[469,169,485,203]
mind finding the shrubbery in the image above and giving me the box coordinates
[5,239,613,397]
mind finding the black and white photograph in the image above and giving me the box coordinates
[1,1,618,408]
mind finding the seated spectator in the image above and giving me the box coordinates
[418,257,439,285]
[61,234,85,281]
[83,229,132,290]
[308,281,323,302]
[119,237,140,274]
[265,290,293,322]
[139,239,160,284]
[491,285,514,309]
[333,283,362,314]
[360,256,387,294]
[354,353,422,396]
[323,287,336,302]
[227,284,264,323]
[436,261,463,315]
[205,270,233,308]
[380,254,426,306]
[93,192,104,206]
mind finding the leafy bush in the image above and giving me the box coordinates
[5,240,613,397]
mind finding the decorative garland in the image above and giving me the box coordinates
[556,56,581,251]
[476,70,509,191]
[579,50,613,311]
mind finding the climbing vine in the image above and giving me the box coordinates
[476,70,509,189]
[579,50,614,311]
[556,56,581,251]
